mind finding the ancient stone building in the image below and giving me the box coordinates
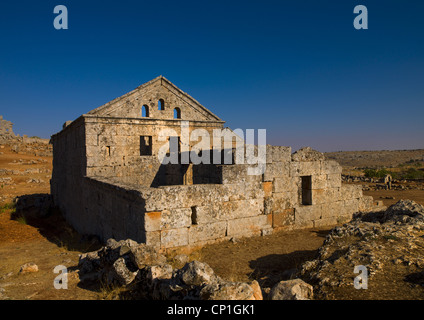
[50,76,381,250]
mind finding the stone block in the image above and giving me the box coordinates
[189,221,227,244]
[227,215,270,237]
[273,176,298,193]
[161,227,189,248]
[313,216,340,228]
[144,211,161,232]
[311,174,327,190]
[145,231,160,248]
[294,205,321,227]
[192,205,214,224]
[271,146,292,163]
[271,192,297,211]
[320,201,344,219]
[263,162,290,182]
[312,187,341,205]
[343,199,360,216]
[85,134,98,146]
[222,199,264,220]
[161,208,192,229]
[290,161,321,177]
[340,185,362,201]
[263,181,273,197]
[264,197,273,215]
[291,147,325,162]
[358,196,374,212]
[273,208,295,227]
[321,160,342,174]
[326,173,342,188]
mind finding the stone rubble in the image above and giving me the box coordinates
[298,200,424,299]
[78,239,266,300]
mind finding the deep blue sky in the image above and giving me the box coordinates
[0,0,423,152]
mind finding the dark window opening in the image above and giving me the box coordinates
[174,107,181,119]
[191,206,198,225]
[158,99,165,111]
[140,136,153,156]
[142,105,149,117]
[301,175,312,205]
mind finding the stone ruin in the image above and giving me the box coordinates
[50,76,384,251]
[0,115,15,139]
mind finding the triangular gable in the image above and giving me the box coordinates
[86,76,223,122]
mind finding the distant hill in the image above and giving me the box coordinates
[325,149,424,168]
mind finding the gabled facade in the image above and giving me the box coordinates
[51,77,383,251]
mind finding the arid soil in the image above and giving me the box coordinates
[1,142,424,300]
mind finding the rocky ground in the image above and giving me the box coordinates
[299,200,424,299]
[0,140,52,205]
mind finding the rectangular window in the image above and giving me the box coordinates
[301,175,312,205]
[140,136,152,156]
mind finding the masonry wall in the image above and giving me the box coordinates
[52,120,380,251]
[84,116,227,187]
[50,75,381,250]
[78,165,270,249]
[86,77,222,122]
[263,146,378,231]
[50,117,88,231]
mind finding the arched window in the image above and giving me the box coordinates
[142,105,149,117]
[158,99,165,111]
[174,107,181,119]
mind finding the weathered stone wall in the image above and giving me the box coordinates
[76,169,269,249]
[263,146,380,231]
[84,116,225,187]
[50,77,382,251]
[86,76,222,122]
[50,117,87,229]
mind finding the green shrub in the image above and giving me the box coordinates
[403,168,424,180]
[364,168,392,178]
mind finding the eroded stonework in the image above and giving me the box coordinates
[50,76,383,250]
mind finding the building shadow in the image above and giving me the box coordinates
[11,193,102,253]
[248,249,319,289]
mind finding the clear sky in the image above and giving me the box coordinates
[0,0,423,152]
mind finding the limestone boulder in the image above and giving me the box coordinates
[180,261,218,286]
[268,279,313,300]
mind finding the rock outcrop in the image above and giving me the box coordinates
[78,239,263,300]
[299,200,424,299]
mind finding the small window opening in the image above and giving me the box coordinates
[158,99,165,111]
[142,105,149,117]
[106,146,111,156]
[301,176,312,205]
[174,107,181,119]
[191,206,198,225]
[140,136,153,156]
